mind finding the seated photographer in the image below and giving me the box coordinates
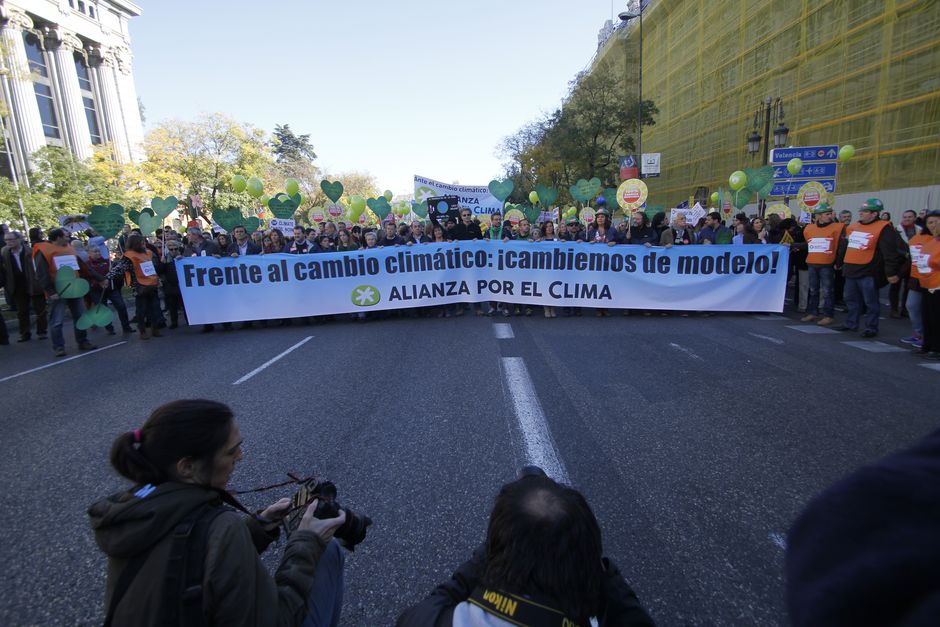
[397,468,655,627]
[88,399,347,627]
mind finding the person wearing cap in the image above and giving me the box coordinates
[586,209,619,246]
[914,210,940,359]
[835,198,901,337]
[800,203,845,326]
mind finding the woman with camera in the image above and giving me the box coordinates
[88,399,346,626]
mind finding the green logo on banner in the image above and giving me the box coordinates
[351,285,380,307]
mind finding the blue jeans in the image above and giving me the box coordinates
[49,297,87,349]
[907,289,924,337]
[92,289,131,331]
[301,539,345,627]
[844,275,880,332]
[806,266,835,317]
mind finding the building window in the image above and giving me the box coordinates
[89,6,95,19]
[23,32,48,77]
[78,1,85,12]
[74,52,103,145]
[68,0,75,8]
[83,97,102,144]
[34,84,60,138]
[74,51,92,91]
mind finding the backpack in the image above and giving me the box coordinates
[104,503,229,626]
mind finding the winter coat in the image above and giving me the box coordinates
[88,482,325,627]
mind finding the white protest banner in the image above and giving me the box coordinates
[269,218,295,236]
[670,202,707,225]
[414,174,503,217]
[177,242,790,324]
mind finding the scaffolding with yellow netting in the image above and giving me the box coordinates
[593,0,940,210]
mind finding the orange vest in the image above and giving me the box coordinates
[33,241,80,283]
[844,221,889,266]
[908,233,934,281]
[804,222,844,266]
[917,238,940,290]
[123,249,159,286]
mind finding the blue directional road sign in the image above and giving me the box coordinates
[772,162,839,179]
[771,180,837,197]
[770,146,839,163]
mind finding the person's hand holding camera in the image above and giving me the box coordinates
[299,499,347,544]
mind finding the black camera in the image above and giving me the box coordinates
[285,478,372,550]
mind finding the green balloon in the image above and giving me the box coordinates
[285,178,300,197]
[528,191,539,205]
[383,189,394,202]
[55,266,90,299]
[231,174,247,193]
[350,195,366,214]
[76,304,114,330]
[709,192,720,205]
[787,158,803,176]
[246,176,264,198]
[729,171,747,191]
[838,145,855,162]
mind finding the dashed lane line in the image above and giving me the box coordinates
[0,342,127,384]
[748,332,784,345]
[232,336,314,385]
[786,325,839,334]
[493,323,514,339]
[500,357,570,484]
[668,342,704,361]
[841,341,908,353]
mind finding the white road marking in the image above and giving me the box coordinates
[752,314,787,321]
[0,342,127,384]
[232,336,314,385]
[769,532,787,550]
[920,363,940,372]
[668,342,704,361]
[500,357,570,484]
[841,341,907,353]
[748,332,784,345]
[786,325,839,334]
[493,323,514,339]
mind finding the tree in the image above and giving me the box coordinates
[272,124,316,163]
[141,113,276,221]
[498,62,657,204]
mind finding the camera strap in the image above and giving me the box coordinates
[468,586,584,627]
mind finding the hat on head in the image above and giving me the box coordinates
[595,208,611,217]
[813,202,833,215]
[859,198,884,213]
[566,217,579,225]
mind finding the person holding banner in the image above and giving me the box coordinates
[184,227,222,258]
[660,213,694,247]
[485,211,509,241]
[587,210,619,246]
[626,212,657,246]
[107,234,164,340]
[559,218,584,243]
[33,228,100,356]
[835,199,901,338]
[801,204,844,326]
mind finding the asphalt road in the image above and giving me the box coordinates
[0,307,937,626]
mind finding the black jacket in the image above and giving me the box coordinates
[397,547,655,627]
[452,222,483,241]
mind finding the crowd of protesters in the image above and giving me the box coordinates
[2,198,939,358]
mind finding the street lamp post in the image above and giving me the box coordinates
[747,96,789,216]
[619,2,643,177]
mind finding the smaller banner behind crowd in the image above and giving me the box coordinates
[177,242,790,325]
[414,175,503,217]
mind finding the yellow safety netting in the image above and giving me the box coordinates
[593,0,940,205]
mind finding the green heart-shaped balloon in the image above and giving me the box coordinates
[127,208,153,226]
[320,180,344,203]
[744,165,775,200]
[534,184,558,208]
[367,196,392,220]
[213,207,247,233]
[488,179,514,203]
[602,187,618,210]
[243,217,261,233]
[571,178,602,203]
[55,266,90,299]
[137,212,162,235]
[267,193,301,219]
[76,304,114,330]
[150,196,178,220]
[87,203,125,239]
[524,205,540,224]
[732,188,753,210]
[411,201,428,219]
